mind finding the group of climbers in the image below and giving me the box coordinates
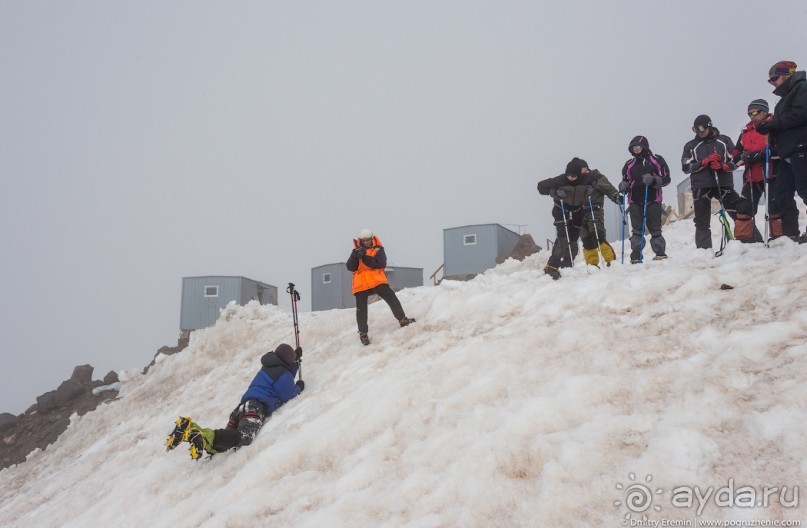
[537,60,807,279]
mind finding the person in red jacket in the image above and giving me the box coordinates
[346,229,414,346]
[732,99,798,241]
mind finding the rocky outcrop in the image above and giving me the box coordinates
[1,337,188,471]
[496,234,542,264]
[0,364,120,470]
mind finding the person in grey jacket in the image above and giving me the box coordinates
[681,115,754,249]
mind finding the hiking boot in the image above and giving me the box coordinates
[543,265,561,280]
[359,332,370,346]
[630,259,642,264]
[399,317,415,327]
[652,254,668,261]
[187,426,216,460]
[166,416,194,451]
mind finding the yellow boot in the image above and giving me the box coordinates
[583,247,600,266]
[599,241,616,266]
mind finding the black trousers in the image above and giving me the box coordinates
[547,204,585,268]
[772,153,807,237]
[692,187,751,249]
[212,399,267,452]
[628,201,666,260]
[355,283,405,334]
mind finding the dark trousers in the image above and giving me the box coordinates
[547,204,584,268]
[355,283,405,334]
[692,187,752,249]
[628,201,665,260]
[772,153,807,237]
[212,399,267,452]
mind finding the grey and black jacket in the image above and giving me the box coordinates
[770,71,807,158]
[680,127,737,190]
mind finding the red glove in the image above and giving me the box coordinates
[701,158,712,168]
[721,163,731,172]
[709,160,722,170]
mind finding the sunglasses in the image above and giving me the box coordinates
[360,237,373,243]
[768,75,781,84]
[748,110,763,117]
[692,125,709,133]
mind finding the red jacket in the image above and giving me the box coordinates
[732,117,773,184]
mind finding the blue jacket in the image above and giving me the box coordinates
[240,351,301,414]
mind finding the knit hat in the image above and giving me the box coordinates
[565,157,588,177]
[275,343,296,366]
[693,114,712,129]
[358,228,373,240]
[747,99,769,113]
[769,61,797,78]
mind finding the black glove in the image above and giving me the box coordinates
[296,380,305,391]
[550,188,566,199]
[653,175,663,188]
[755,121,772,135]
[355,246,366,259]
[641,173,655,186]
[618,180,630,193]
[742,150,763,163]
[585,185,595,197]
[295,347,302,361]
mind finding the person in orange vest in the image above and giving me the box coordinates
[346,229,414,345]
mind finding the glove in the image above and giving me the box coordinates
[295,347,302,361]
[721,163,731,172]
[709,160,722,170]
[653,175,663,188]
[641,173,655,186]
[355,246,366,259]
[585,185,594,197]
[550,188,566,199]
[296,380,305,392]
[618,180,630,193]
[755,121,772,135]
[742,150,763,163]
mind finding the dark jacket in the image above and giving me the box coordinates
[622,136,671,204]
[537,171,604,209]
[680,127,737,189]
[770,71,807,158]
[241,352,301,414]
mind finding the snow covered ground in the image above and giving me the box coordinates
[1,214,806,527]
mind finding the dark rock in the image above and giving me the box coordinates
[0,413,18,433]
[54,380,85,407]
[70,364,94,384]
[103,370,119,384]
[720,284,734,290]
[496,234,542,264]
[36,391,57,413]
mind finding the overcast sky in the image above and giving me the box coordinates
[1,0,805,415]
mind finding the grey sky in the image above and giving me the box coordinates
[1,1,805,415]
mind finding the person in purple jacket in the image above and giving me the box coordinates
[166,343,304,460]
[620,135,671,263]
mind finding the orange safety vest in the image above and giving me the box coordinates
[352,236,388,294]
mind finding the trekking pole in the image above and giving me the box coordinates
[712,170,734,257]
[559,200,575,267]
[587,196,606,266]
[621,192,627,264]
[763,147,770,248]
[639,186,649,263]
[286,282,302,380]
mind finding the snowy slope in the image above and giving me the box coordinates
[1,217,807,527]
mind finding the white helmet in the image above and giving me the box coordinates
[358,228,373,239]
